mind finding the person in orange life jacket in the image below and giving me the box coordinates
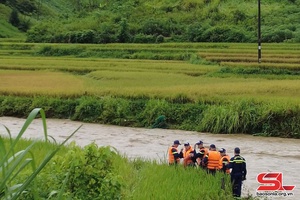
[182,142,194,167]
[168,140,183,165]
[219,148,230,174]
[202,144,221,175]
[226,147,247,198]
[192,140,208,168]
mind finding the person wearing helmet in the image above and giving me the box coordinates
[193,140,208,169]
[168,140,182,165]
[202,144,221,175]
[219,148,230,174]
[182,142,194,167]
[227,147,247,198]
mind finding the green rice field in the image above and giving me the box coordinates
[0,41,300,138]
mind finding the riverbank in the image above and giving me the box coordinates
[0,116,299,199]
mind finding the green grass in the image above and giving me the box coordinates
[0,108,80,199]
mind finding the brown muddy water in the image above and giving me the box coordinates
[0,117,299,199]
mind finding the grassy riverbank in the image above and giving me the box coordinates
[8,139,237,199]
[0,109,238,199]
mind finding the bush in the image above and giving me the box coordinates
[141,18,165,36]
[95,23,117,44]
[17,143,122,200]
[1,95,300,138]
[184,22,208,42]
[48,143,122,200]
[9,9,20,27]
[72,97,104,122]
[36,45,85,56]
[66,30,97,43]
[99,97,131,125]
[14,0,37,15]
[26,23,53,42]
[202,26,248,42]
[132,33,156,43]
[155,34,164,43]
[0,96,32,117]
[262,29,293,42]
[139,99,170,127]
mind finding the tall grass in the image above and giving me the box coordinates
[0,108,81,199]
[126,160,233,199]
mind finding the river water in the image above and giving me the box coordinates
[0,117,299,199]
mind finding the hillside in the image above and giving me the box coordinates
[0,0,300,43]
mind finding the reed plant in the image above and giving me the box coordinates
[0,108,80,199]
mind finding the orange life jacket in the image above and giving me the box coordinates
[168,146,180,164]
[207,151,222,170]
[197,147,209,166]
[220,155,230,174]
[201,147,209,156]
[183,146,194,167]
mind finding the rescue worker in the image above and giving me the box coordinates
[168,140,182,165]
[219,148,230,174]
[226,147,247,198]
[193,140,208,168]
[182,142,194,167]
[202,144,221,175]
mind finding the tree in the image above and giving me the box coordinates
[116,19,131,43]
[9,9,20,27]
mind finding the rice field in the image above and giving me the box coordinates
[1,41,300,137]
[0,41,300,103]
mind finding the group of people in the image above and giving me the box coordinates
[168,140,247,198]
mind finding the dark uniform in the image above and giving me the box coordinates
[227,148,247,198]
[192,141,209,169]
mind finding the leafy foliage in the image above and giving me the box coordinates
[2,0,300,42]
[2,95,299,138]
[25,143,123,200]
[0,108,80,199]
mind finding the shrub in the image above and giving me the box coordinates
[139,99,170,127]
[184,22,208,42]
[0,96,32,117]
[0,108,80,199]
[99,97,131,125]
[72,97,104,122]
[9,9,20,27]
[155,34,164,43]
[262,29,293,42]
[202,26,248,42]
[132,33,156,43]
[141,18,165,36]
[42,143,123,200]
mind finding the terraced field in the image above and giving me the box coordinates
[0,40,300,137]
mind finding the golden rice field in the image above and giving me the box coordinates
[0,41,300,103]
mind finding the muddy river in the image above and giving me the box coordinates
[0,117,299,199]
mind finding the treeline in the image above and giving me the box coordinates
[1,95,300,138]
[1,0,300,43]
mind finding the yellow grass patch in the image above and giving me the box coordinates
[0,70,85,96]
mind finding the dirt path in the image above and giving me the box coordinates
[1,117,299,199]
